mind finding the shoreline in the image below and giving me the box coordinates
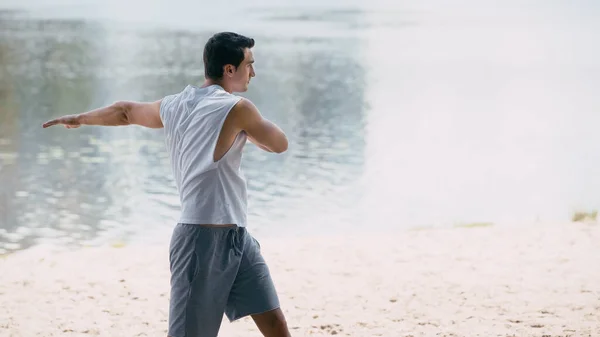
[1,222,599,336]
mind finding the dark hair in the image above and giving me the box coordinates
[203,32,255,80]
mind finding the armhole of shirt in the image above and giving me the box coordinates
[212,96,244,166]
[159,94,176,126]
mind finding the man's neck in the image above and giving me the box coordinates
[202,79,232,93]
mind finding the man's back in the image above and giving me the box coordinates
[160,84,248,226]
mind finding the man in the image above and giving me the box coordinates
[43,32,291,337]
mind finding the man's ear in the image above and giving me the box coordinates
[224,64,235,77]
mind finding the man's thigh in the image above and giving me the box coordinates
[168,224,243,337]
[225,231,281,322]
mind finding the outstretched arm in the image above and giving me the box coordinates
[42,100,163,129]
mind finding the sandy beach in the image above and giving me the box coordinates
[1,222,599,337]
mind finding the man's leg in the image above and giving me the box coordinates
[168,224,243,337]
[225,230,291,336]
[252,308,291,337]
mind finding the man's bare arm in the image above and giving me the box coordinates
[42,100,163,129]
[246,133,274,152]
[231,98,288,153]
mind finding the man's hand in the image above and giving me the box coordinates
[42,114,82,129]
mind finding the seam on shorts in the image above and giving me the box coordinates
[183,228,202,337]
[253,237,261,250]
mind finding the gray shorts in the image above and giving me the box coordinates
[168,224,280,337]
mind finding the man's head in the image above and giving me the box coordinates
[203,32,255,93]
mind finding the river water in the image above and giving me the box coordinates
[0,0,599,253]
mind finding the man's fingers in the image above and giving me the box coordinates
[42,120,59,128]
[42,116,80,129]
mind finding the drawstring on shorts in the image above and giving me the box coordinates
[228,227,243,256]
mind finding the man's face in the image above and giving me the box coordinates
[230,48,255,93]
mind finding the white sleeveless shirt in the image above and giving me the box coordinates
[159,84,248,227]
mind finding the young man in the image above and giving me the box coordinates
[43,32,291,337]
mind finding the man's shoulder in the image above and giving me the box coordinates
[229,97,258,115]
[159,87,189,122]
[227,97,262,130]
[161,86,188,105]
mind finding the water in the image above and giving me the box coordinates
[1,0,599,254]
